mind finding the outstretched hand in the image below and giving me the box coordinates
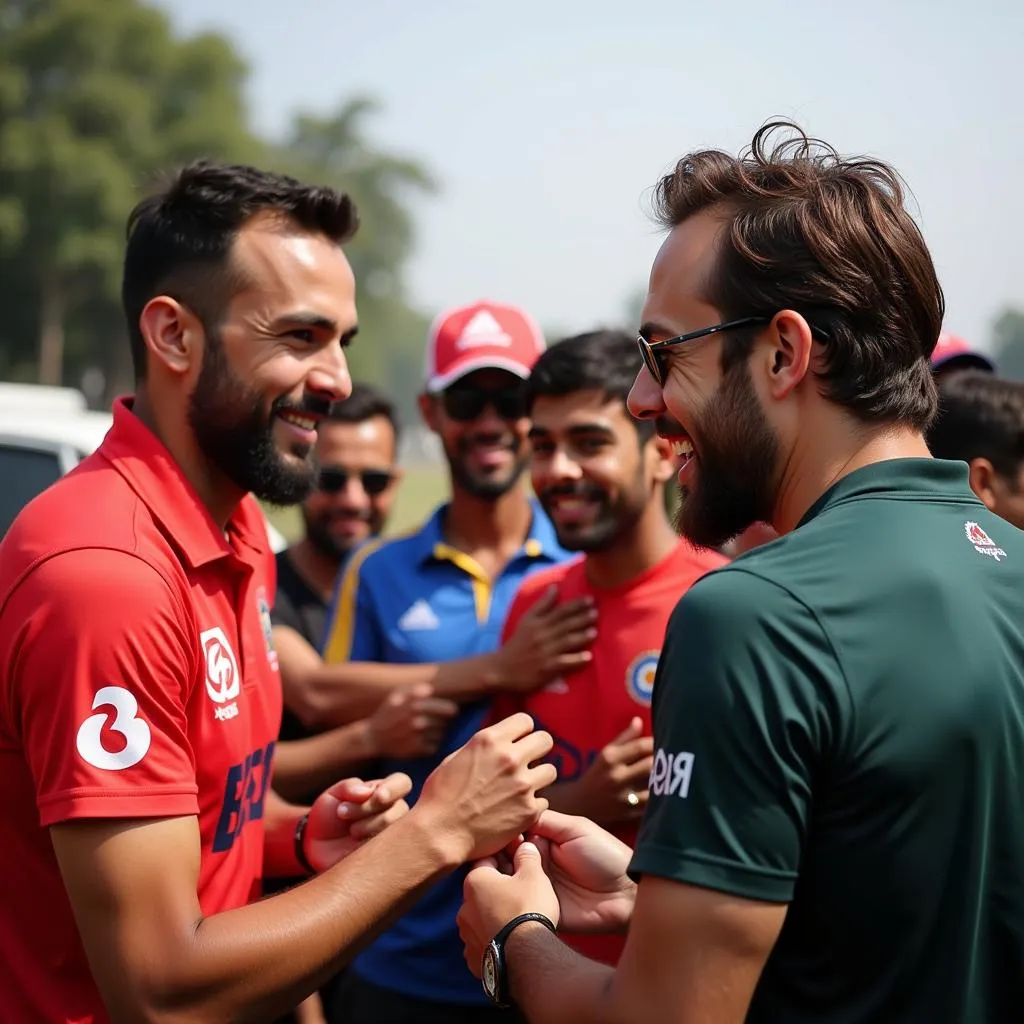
[304,772,412,872]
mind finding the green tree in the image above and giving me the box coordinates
[268,98,437,416]
[992,307,1024,381]
[0,1,438,420]
[0,0,257,389]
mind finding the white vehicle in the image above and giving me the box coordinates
[0,385,288,550]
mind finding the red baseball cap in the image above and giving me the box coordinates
[930,333,996,373]
[424,300,546,393]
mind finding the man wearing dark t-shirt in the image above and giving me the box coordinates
[269,383,458,807]
[269,384,459,1024]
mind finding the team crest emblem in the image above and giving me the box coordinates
[626,651,660,707]
[256,587,279,672]
[964,521,1007,562]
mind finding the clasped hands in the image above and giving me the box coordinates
[456,810,637,978]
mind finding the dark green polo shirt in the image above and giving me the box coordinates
[631,458,1024,1023]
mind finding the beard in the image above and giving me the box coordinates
[674,359,779,550]
[188,328,328,506]
[448,433,529,501]
[541,469,650,553]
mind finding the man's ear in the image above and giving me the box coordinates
[968,457,1000,510]
[761,309,815,401]
[649,434,677,484]
[418,392,440,433]
[138,296,204,378]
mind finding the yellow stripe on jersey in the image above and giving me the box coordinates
[322,539,386,663]
[432,542,493,624]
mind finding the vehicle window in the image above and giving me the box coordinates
[0,445,65,536]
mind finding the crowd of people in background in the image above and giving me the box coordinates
[1,122,1022,1024]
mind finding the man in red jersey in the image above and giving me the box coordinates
[0,161,557,1023]
[491,330,727,965]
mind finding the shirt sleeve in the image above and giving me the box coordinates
[1,549,200,827]
[629,567,849,903]
[321,542,384,663]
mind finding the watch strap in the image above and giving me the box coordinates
[493,911,557,948]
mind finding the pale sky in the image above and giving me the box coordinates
[158,0,1021,354]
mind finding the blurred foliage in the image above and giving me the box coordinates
[0,0,436,420]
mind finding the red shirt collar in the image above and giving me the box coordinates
[98,396,268,569]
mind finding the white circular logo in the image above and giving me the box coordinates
[626,651,660,707]
[200,627,240,704]
[75,686,152,771]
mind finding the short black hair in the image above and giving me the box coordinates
[122,159,359,380]
[927,371,1024,479]
[326,382,401,443]
[523,330,653,441]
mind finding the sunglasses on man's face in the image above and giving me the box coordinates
[637,315,830,386]
[636,317,772,386]
[317,466,395,497]
[440,386,525,423]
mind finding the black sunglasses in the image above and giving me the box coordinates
[637,315,829,386]
[318,466,395,497]
[441,386,524,423]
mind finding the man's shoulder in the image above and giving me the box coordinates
[343,521,434,581]
[0,455,176,598]
[669,559,812,640]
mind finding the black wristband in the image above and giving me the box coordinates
[494,911,557,947]
[482,913,557,1008]
[294,812,314,875]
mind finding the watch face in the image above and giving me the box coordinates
[482,944,500,1001]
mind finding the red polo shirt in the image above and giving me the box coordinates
[0,398,282,1023]
[494,541,728,965]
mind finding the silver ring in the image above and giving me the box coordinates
[626,791,640,808]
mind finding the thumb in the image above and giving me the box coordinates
[610,716,644,746]
[531,584,558,615]
[406,681,434,701]
[513,840,544,878]
[322,777,376,804]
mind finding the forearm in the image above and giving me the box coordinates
[301,654,507,726]
[172,813,459,1022]
[271,721,376,804]
[292,661,437,726]
[505,923,621,1024]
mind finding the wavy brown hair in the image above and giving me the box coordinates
[653,121,943,429]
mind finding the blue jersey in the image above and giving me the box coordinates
[320,499,571,1003]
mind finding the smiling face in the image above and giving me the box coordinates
[419,368,530,501]
[628,210,781,549]
[529,389,669,551]
[184,216,358,505]
[302,415,399,559]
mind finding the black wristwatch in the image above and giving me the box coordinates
[481,912,556,1007]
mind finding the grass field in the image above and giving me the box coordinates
[263,461,451,544]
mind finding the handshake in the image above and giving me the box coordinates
[320,713,637,981]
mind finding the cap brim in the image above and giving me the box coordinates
[426,355,533,393]
[932,353,996,372]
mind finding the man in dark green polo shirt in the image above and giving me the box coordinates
[455,121,1024,1024]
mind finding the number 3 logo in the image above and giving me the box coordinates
[75,686,152,771]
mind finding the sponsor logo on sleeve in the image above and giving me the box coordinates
[649,747,695,799]
[75,686,152,770]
